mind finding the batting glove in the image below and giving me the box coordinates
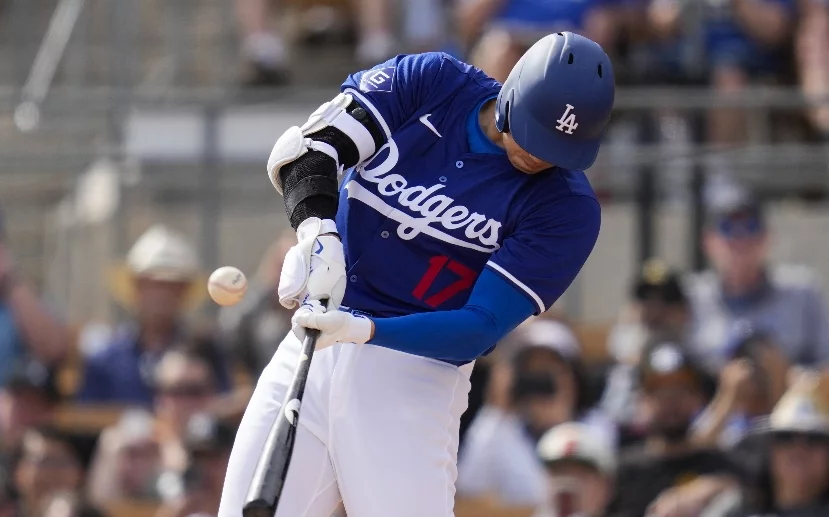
[292,300,373,350]
[278,217,347,311]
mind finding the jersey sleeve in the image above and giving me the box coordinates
[486,194,601,314]
[340,52,487,140]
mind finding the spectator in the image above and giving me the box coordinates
[611,259,691,356]
[704,0,795,145]
[601,259,690,427]
[643,0,796,201]
[607,341,741,516]
[797,0,829,138]
[693,326,789,448]
[688,190,829,373]
[352,0,396,64]
[87,409,163,507]
[76,225,211,406]
[155,413,234,517]
[86,341,223,508]
[728,370,829,517]
[236,0,290,87]
[536,422,616,517]
[457,320,614,515]
[460,0,618,82]
[355,0,446,60]
[0,360,60,472]
[236,0,414,84]
[153,347,222,473]
[647,0,795,142]
[0,212,70,385]
[13,427,89,517]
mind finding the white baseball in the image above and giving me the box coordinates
[208,266,248,306]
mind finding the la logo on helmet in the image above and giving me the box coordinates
[556,104,579,135]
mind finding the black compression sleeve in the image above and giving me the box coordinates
[278,100,384,230]
[280,151,339,230]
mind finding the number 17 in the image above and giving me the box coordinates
[412,256,476,308]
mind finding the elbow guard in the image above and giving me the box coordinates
[267,93,383,194]
[267,93,384,229]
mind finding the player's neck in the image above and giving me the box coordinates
[479,99,505,149]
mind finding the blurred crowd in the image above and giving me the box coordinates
[238,0,829,143]
[0,1,829,516]
[3,180,829,517]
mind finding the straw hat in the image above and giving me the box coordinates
[764,371,829,436]
[107,225,206,311]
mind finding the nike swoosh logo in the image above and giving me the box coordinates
[419,114,442,138]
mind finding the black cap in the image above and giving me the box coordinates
[5,359,60,403]
[706,189,765,238]
[638,341,706,392]
[183,413,235,453]
[633,259,686,305]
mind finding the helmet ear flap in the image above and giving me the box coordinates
[495,88,514,134]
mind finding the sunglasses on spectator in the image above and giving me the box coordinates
[772,432,829,446]
[157,383,211,398]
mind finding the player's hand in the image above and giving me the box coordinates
[278,217,347,311]
[292,300,373,350]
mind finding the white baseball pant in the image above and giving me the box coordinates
[217,331,474,517]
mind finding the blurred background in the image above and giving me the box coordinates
[1,0,829,516]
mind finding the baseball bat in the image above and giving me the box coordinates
[242,328,320,517]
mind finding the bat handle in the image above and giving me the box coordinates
[242,502,275,517]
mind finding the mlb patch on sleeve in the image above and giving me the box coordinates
[360,67,395,93]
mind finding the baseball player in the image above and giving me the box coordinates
[219,31,615,517]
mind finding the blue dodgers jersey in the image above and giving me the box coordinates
[336,53,601,318]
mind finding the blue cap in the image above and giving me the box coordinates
[707,190,765,238]
[495,32,615,171]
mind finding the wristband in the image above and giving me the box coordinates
[319,218,338,235]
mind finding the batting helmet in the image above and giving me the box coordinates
[495,32,615,171]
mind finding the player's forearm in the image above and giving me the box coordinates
[370,269,535,363]
[268,94,384,230]
[372,306,504,362]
